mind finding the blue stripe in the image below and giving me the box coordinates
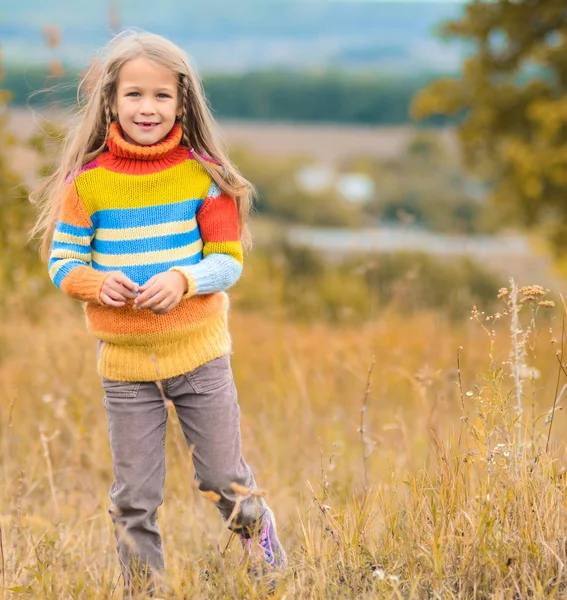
[91,199,204,230]
[91,253,203,286]
[91,229,201,255]
[51,240,91,255]
[55,221,94,237]
[51,260,87,289]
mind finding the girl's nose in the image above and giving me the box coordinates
[140,99,156,114]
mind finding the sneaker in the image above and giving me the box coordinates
[240,507,287,580]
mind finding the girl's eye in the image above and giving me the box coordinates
[126,92,140,97]
[157,93,171,99]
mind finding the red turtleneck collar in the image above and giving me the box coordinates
[97,122,190,175]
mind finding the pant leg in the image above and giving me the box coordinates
[165,355,266,535]
[103,377,168,584]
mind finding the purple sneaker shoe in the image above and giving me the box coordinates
[240,507,287,581]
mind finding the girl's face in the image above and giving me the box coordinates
[114,56,182,146]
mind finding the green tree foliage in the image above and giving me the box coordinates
[412,0,567,255]
[204,71,441,125]
[5,65,449,125]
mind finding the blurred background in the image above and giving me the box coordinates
[4,0,566,322]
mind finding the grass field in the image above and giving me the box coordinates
[3,103,567,599]
[2,278,567,598]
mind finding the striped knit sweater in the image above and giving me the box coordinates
[49,122,243,382]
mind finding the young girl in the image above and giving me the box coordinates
[31,30,286,594]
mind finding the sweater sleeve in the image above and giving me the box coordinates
[171,180,243,297]
[48,183,108,303]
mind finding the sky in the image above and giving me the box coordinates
[315,0,465,2]
[1,0,466,72]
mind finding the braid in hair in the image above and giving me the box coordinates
[179,74,193,148]
[102,94,113,140]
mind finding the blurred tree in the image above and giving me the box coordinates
[5,65,447,126]
[412,0,567,255]
[344,132,501,234]
[0,89,49,315]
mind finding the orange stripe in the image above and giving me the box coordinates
[198,193,240,242]
[106,122,182,159]
[85,292,228,336]
[60,266,107,301]
[59,185,93,229]
[97,147,189,176]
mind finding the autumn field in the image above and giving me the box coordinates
[2,256,567,598]
[3,0,567,596]
[2,102,567,600]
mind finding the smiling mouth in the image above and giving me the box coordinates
[135,122,160,127]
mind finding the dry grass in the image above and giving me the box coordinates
[1,283,567,599]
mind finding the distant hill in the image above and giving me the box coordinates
[1,0,466,73]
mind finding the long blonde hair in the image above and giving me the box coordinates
[30,29,254,259]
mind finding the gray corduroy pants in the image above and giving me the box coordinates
[102,354,266,587]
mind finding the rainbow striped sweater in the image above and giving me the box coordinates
[49,122,243,382]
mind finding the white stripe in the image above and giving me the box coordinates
[92,239,203,267]
[95,218,198,241]
[51,248,91,261]
[53,231,91,246]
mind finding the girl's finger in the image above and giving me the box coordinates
[111,277,139,298]
[105,289,126,302]
[152,297,173,314]
[106,280,128,295]
[138,289,167,310]
[117,285,138,300]
[138,275,158,293]
[115,272,139,292]
[100,292,125,307]
[135,283,159,306]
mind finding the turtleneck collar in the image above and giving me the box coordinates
[97,122,189,175]
[106,122,183,160]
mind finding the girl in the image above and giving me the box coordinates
[30,30,286,594]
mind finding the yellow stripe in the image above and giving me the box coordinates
[92,239,203,268]
[53,231,92,246]
[96,218,197,241]
[51,248,91,261]
[49,258,78,280]
[96,317,231,381]
[203,240,243,264]
[76,161,211,215]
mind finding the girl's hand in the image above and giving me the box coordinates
[134,272,188,315]
[100,271,139,307]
